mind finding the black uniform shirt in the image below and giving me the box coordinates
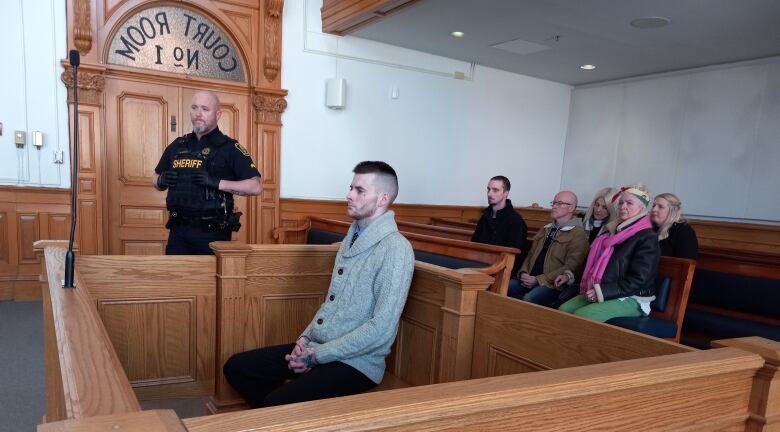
[155,127,260,181]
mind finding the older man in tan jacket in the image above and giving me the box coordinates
[510,191,589,307]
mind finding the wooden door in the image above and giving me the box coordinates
[104,78,253,254]
[105,78,177,255]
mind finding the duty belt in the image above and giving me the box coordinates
[167,211,242,232]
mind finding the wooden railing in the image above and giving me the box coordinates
[36,240,141,422]
[274,216,519,295]
[36,240,780,431]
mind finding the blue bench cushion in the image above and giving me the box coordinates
[682,309,780,342]
[307,229,345,245]
[690,270,780,317]
[606,316,677,339]
[413,250,486,270]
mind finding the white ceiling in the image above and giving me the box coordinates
[351,0,780,85]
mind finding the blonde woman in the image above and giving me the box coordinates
[559,184,660,322]
[582,187,617,244]
[651,193,698,260]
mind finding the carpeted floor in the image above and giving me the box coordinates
[0,300,208,431]
[0,300,45,432]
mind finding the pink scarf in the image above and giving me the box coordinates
[579,215,652,293]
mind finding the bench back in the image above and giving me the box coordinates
[654,256,697,341]
[281,216,519,295]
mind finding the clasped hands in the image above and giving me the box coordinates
[285,336,317,374]
[157,170,221,190]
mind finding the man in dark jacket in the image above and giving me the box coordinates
[471,176,527,276]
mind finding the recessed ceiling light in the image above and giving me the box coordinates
[630,16,671,29]
[451,31,464,38]
[580,64,596,70]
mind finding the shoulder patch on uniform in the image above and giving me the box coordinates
[235,142,250,157]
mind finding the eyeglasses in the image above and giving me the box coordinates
[550,201,573,207]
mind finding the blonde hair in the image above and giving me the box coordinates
[583,187,617,225]
[654,192,685,241]
[606,183,651,233]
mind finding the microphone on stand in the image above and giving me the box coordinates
[63,49,80,289]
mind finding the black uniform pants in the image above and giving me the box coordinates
[165,224,231,255]
[223,343,377,408]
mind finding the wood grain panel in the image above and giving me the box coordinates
[17,214,40,264]
[78,111,96,173]
[487,345,548,376]
[123,241,165,255]
[472,291,691,379]
[254,294,324,346]
[0,211,8,265]
[47,214,70,241]
[99,298,196,385]
[78,179,96,194]
[121,206,166,227]
[77,200,99,255]
[78,255,215,298]
[395,317,437,386]
[321,0,421,35]
[117,93,167,185]
[261,129,277,184]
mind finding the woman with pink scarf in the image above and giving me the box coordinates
[559,184,660,322]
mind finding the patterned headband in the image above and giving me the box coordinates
[611,187,651,206]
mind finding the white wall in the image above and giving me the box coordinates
[562,58,780,223]
[0,0,70,188]
[280,0,572,207]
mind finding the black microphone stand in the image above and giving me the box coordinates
[63,50,80,288]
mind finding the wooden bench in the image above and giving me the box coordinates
[274,216,520,295]
[607,256,696,343]
[36,241,780,431]
[682,246,780,348]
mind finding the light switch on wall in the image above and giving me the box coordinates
[54,149,64,164]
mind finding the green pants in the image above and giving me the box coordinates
[558,294,643,322]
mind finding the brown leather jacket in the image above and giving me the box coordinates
[518,219,589,289]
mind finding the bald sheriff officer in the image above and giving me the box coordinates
[153,90,260,255]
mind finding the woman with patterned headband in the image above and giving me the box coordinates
[559,184,660,322]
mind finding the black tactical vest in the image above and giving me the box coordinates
[166,137,234,216]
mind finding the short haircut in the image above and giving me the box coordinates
[490,175,511,191]
[353,161,399,203]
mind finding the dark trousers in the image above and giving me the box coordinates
[223,343,377,408]
[165,224,231,255]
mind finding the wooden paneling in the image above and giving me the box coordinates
[184,347,763,432]
[99,298,196,384]
[281,197,780,258]
[321,0,422,35]
[77,254,216,400]
[472,291,691,379]
[0,211,8,266]
[0,187,72,300]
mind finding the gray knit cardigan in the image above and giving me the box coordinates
[301,210,415,383]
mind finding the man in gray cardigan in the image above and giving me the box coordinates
[224,161,415,408]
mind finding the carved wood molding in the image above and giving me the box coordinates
[253,91,287,124]
[263,0,283,82]
[61,66,105,106]
[321,0,421,35]
[73,0,93,54]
